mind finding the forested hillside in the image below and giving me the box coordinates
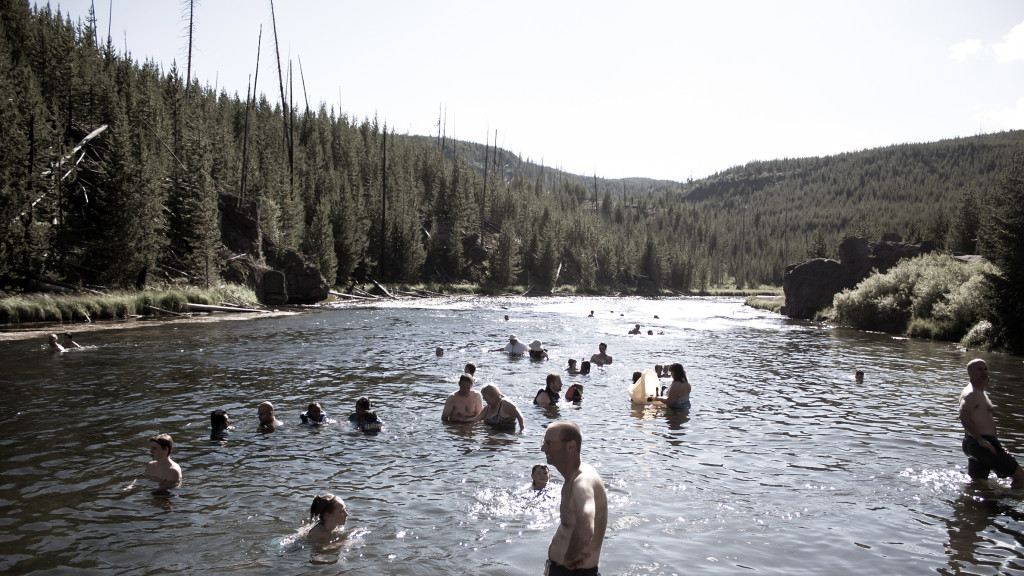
[1,2,1021,296]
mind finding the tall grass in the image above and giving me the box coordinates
[0,284,259,325]
[832,253,997,346]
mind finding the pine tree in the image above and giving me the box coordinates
[980,148,1024,353]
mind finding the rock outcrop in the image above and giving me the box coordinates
[218,192,330,305]
[782,235,932,319]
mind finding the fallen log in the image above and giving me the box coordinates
[372,280,395,299]
[331,291,376,301]
[187,303,267,313]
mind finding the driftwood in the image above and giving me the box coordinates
[330,291,375,301]
[146,305,182,316]
[187,303,267,313]
[372,280,394,299]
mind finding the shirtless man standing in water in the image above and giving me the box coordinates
[441,374,483,423]
[542,420,607,575]
[144,434,182,489]
[959,358,1024,488]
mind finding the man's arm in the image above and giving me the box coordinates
[563,479,597,569]
[441,396,454,422]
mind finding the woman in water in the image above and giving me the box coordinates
[470,383,525,432]
[653,362,691,410]
[307,493,349,545]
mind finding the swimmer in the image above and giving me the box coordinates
[349,397,381,431]
[532,464,551,490]
[144,434,182,489]
[210,409,232,438]
[48,334,66,353]
[653,363,691,410]
[307,493,349,545]
[464,362,477,377]
[62,332,83,349]
[565,383,584,403]
[654,364,663,378]
[534,374,563,406]
[579,361,592,375]
[442,373,483,423]
[490,334,528,355]
[587,310,594,317]
[301,402,328,426]
[469,383,525,432]
[436,347,444,357]
[529,340,549,360]
[628,324,641,335]
[566,359,579,375]
[257,401,283,432]
[589,343,612,366]
[855,370,864,383]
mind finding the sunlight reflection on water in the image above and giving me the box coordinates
[1,296,1023,574]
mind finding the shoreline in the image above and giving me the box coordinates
[0,309,301,343]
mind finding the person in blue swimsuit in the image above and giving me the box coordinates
[653,363,691,410]
[301,402,328,425]
[470,384,525,432]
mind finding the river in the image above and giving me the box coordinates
[1,296,1022,575]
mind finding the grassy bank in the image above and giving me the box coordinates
[0,284,259,325]
[744,294,785,313]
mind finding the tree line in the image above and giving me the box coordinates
[1,2,1022,302]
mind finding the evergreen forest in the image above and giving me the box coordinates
[2,2,1023,300]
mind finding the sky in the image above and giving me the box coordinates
[37,0,1024,181]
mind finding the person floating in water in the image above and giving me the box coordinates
[307,493,349,546]
[959,358,1024,488]
[435,347,444,357]
[62,332,83,349]
[565,383,584,403]
[257,401,283,432]
[542,420,607,575]
[531,464,551,490]
[210,409,233,439]
[144,434,182,489]
[628,324,641,335]
[589,343,612,366]
[442,373,483,423]
[301,402,328,426]
[535,374,563,406]
[48,334,66,353]
[349,397,381,432]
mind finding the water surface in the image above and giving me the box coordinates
[1,296,1023,574]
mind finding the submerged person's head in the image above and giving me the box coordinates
[258,401,276,425]
[464,362,476,376]
[531,464,550,490]
[210,409,229,430]
[632,371,642,383]
[309,493,348,527]
[307,402,323,420]
[355,397,371,412]
[580,361,591,375]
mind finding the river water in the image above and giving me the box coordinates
[1,296,1023,575]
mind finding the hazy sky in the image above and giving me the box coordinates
[38,0,1024,181]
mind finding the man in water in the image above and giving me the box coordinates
[490,334,529,355]
[542,420,607,575]
[442,373,483,423]
[959,358,1024,488]
[144,434,182,489]
[63,332,83,349]
[48,334,66,353]
[534,373,563,406]
[257,401,283,432]
[589,343,612,366]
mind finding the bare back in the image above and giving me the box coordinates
[548,462,607,570]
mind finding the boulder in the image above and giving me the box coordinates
[271,248,330,304]
[260,270,288,305]
[782,258,859,319]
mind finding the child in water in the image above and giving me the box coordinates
[565,383,584,403]
[307,493,348,545]
[300,402,328,425]
[349,397,381,432]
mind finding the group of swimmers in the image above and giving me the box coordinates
[47,332,82,352]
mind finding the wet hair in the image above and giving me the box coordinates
[210,409,229,430]
[480,383,502,399]
[670,363,687,382]
[532,464,549,475]
[549,420,583,450]
[567,359,577,366]
[355,397,371,410]
[307,402,322,413]
[149,434,174,454]
[654,364,663,373]
[579,361,591,375]
[309,493,344,521]
[464,362,476,376]
[546,373,561,387]
[632,371,642,383]
[459,373,473,385]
